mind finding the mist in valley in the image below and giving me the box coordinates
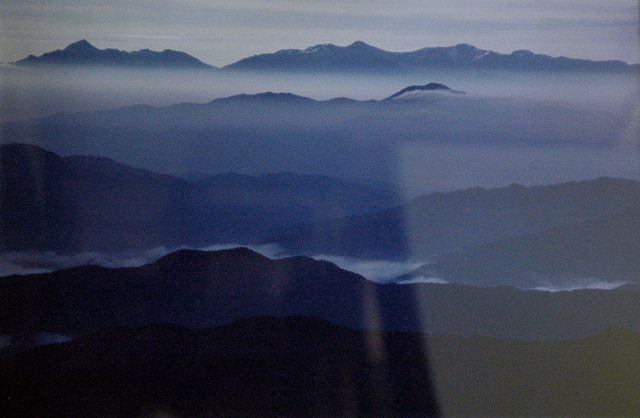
[2,65,638,121]
[1,64,638,292]
[1,65,638,197]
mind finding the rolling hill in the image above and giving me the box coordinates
[0,143,398,252]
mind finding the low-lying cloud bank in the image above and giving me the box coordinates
[528,280,630,292]
[311,255,423,283]
[397,275,450,285]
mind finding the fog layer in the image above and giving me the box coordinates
[2,66,638,195]
[1,66,637,122]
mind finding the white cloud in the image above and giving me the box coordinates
[398,275,449,285]
[530,280,630,292]
[0,243,291,277]
[311,255,422,282]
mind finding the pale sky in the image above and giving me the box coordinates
[1,0,638,66]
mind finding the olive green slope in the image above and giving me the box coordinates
[427,328,640,416]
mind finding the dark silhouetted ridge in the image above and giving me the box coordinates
[0,143,398,252]
[14,40,214,69]
[2,246,640,343]
[1,315,440,416]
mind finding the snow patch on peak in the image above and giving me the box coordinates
[303,44,334,54]
[474,50,491,60]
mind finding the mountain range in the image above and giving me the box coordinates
[0,143,398,252]
[14,39,213,69]
[1,86,625,184]
[265,177,640,255]
[2,143,638,289]
[2,247,639,343]
[410,205,640,288]
[11,40,639,73]
[225,41,640,73]
[5,38,639,418]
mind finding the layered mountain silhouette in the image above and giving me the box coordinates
[414,205,640,287]
[224,41,639,73]
[2,248,639,343]
[0,143,399,252]
[14,39,214,69]
[3,317,637,416]
[265,177,640,261]
[2,143,638,289]
[1,87,625,181]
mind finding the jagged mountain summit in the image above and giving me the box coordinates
[14,39,215,69]
[224,41,640,73]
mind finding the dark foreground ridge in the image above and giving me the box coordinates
[0,315,440,417]
[3,316,638,416]
[2,247,640,343]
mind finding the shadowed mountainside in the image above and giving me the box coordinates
[427,327,640,416]
[264,177,640,260]
[2,316,638,416]
[411,205,640,287]
[0,143,398,252]
[2,248,639,343]
[0,315,439,417]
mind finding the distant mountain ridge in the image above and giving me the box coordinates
[224,41,639,73]
[14,39,214,69]
[1,84,626,181]
[11,40,639,72]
